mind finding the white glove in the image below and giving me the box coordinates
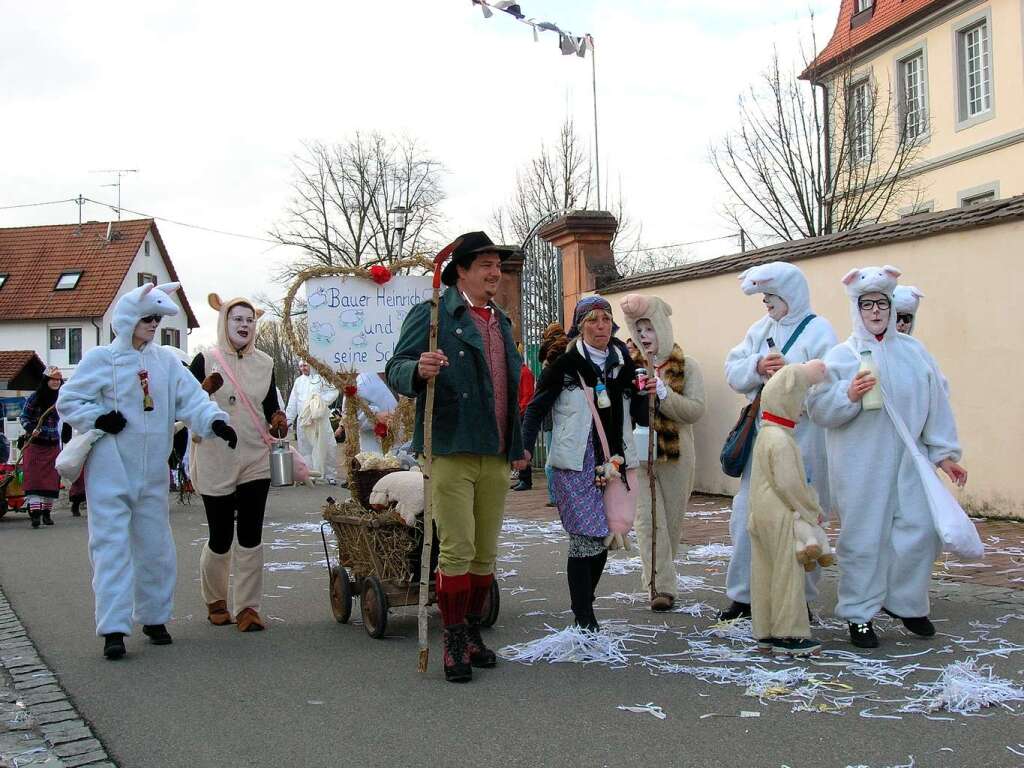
[655,377,668,401]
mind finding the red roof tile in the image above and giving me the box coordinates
[0,220,198,327]
[0,350,45,389]
[804,0,954,78]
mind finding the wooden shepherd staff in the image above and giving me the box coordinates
[641,350,658,601]
[417,237,463,673]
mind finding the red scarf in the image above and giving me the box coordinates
[762,411,796,429]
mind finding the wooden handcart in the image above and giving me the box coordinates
[320,495,499,639]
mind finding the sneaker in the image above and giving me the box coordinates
[510,480,532,492]
[103,633,126,660]
[848,621,879,648]
[718,601,752,621]
[464,615,497,669]
[771,637,822,657]
[142,624,173,645]
[442,625,473,683]
[756,638,774,654]
[883,609,935,637]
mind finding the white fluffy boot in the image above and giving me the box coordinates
[232,543,266,632]
[200,544,233,626]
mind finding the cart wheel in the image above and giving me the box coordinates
[361,576,389,639]
[480,577,500,627]
[329,566,352,624]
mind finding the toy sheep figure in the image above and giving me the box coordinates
[368,469,424,527]
[747,359,834,657]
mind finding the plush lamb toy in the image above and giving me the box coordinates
[369,469,424,526]
[747,359,833,655]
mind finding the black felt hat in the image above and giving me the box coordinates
[440,231,519,287]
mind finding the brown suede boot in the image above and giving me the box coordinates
[236,607,265,632]
[207,600,232,626]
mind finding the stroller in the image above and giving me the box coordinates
[0,462,26,519]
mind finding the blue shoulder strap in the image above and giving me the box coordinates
[780,314,816,356]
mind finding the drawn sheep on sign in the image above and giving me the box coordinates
[338,308,365,328]
[310,321,336,345]
[308,288,328,309]
[351,332,368,349]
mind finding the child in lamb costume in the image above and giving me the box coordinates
[893,286,924,336]
[806,266,966,648]
[57,283,236,660]
[619,294,706,612]
[721,262,837,621]
[749,360,834,657]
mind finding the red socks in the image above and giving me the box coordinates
[467,573,494,617]
[436,572,471,627]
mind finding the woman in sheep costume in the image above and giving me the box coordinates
[806,266,966,648]
[721,262,837,621]
[620,294,706,612]
[189,294,288,633]
[57,283,236,660]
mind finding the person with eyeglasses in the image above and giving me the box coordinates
[807,266,966,649]
[58,282,237,660]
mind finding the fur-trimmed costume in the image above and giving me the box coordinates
[57,283,228,637]
[620,294,706,603]
[749,361,833,645]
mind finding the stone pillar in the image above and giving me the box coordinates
[495,249,525,346]
[537,211,619,327]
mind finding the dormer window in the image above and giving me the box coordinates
[0,274,7,290]
[852,0,874,28]
[55,271,83,290]
[855,0,873,11]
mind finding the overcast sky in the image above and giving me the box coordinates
[1,0,836,346]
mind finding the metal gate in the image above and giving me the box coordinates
[519,210,567,469]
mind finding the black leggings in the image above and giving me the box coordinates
[201,479,271,554]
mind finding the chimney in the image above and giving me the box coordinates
[105,222,113,241]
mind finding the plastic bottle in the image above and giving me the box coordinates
[858,350,883,411]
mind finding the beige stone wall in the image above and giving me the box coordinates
[605,218,1024,519]
[827,0,1024,213]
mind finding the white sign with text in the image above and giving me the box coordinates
[305,274,432,373]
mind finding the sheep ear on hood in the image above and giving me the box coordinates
[140,283,155,297]
[208,293,223,311]
[841,268,862,286]
[882,265,902,280]
[156,282,180,295]
[255,308,265,319]
[911,287,925,299]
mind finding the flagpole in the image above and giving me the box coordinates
[591,36,601,210]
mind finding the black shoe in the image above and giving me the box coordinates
[511,480,532,492]
[142,624,173,645]
[29,510,41,529]
[848,621,879,648]
[883,608,935,637]
[442,625,472,683]
[718,601,752,621]
[71,503,81,517]
[464,615,497,668]
[41,511,54,526]
[103,633,126,660]
[573,608,600,633]
[771,637,822,657]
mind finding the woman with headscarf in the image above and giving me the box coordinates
[19,366,64,528]
[620,294,706,612]
[521,296,648,631]
[189,294,288,633]
[807,266,966,648]
[721,262,838,621]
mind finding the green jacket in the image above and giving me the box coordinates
[386,287,524,460]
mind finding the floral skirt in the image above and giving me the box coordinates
[551,434,609,540]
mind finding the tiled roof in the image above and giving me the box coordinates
[0,219,198,327]
[601,194,1024,294]
[803,0,952,78]
[0,350,44,389]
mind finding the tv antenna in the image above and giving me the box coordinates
[89,169,138,220]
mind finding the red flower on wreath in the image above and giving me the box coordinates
[369,265,392,285]
[344,385,357,397]
[373,422,388,438]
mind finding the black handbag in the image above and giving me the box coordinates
[719,314,816,478]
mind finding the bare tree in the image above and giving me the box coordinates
[254,317,305,403]
[271,133,446,279]
[710,36,925,244]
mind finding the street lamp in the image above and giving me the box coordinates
[389,206,410,259]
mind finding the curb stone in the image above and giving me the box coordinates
[0,588,114,767]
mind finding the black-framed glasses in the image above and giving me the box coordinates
[897,313,914,324]
[140,314,161,324]
[858,299,891,311]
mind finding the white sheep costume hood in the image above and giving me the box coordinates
[842,264,900,345]
[740,261,813,328]
[893,285,924,333]
[57,283,228,636]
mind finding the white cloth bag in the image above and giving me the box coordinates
[55,429,105,483]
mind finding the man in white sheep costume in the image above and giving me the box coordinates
[748,360,834,657]
[893,285,924,335]
[721,261,837,621]
[58,283,236,660]
[807,266,966,648]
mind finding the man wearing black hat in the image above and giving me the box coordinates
[387,231,528,683]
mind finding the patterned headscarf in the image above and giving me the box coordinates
[567,296,619,339]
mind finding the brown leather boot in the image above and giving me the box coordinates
[236,607,265,632]
[207,600,232,626]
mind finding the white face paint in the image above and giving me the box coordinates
[858,291,891,336]
[762,293,789,321]
[299,362,310,376]
[227,305,255,350]
[635,319,658,358]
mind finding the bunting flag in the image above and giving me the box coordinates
[470,0,592,58]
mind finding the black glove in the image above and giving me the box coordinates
[95,410,127,434]
[211,420,237,449]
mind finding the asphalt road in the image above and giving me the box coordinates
[1,486,1023,768]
